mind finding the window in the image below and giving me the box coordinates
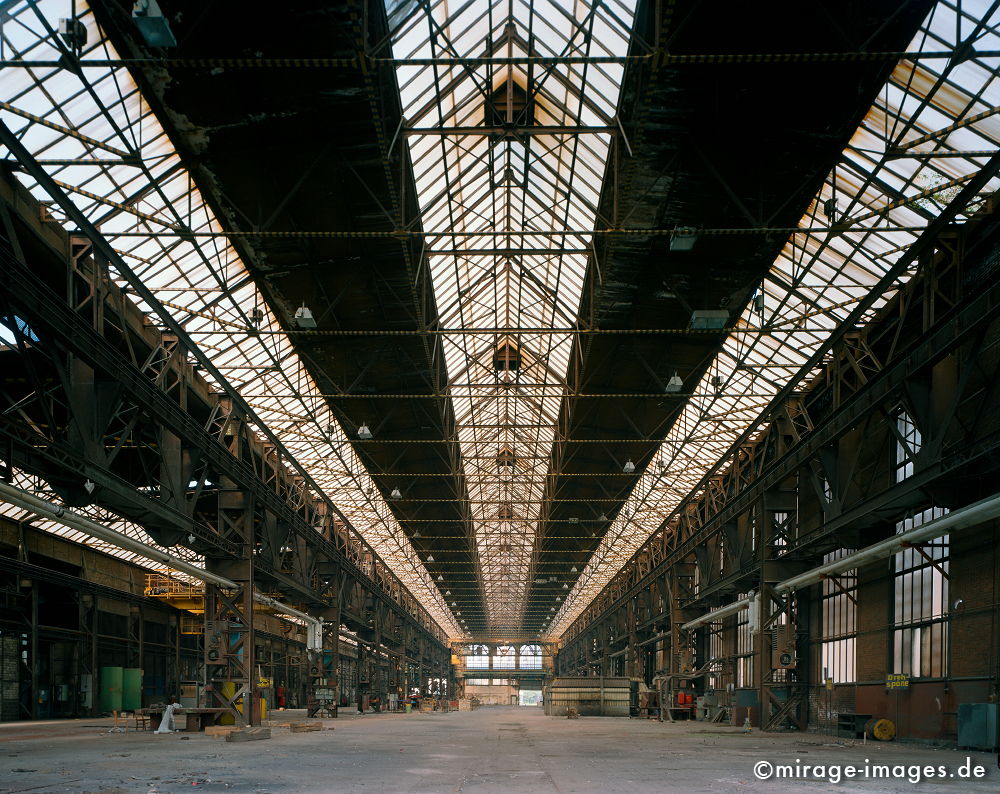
[893,508,949,678]
[494,645,516,670]
[465,678,490,686]
[0,316,39,346]
[706,620,724,689]
[894,410,921,482]
[735,593,753,687]
[772,512,789,550]
[466,644,489,670]
[519,644,542,670]
[492,340,522,373]
[820,549,856,683]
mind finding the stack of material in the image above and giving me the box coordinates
[457,698,479,711]
[543,677,630,717]
[566,708,580,720]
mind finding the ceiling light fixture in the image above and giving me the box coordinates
[390,487,402,500]
[570,566,578,573]
[669,227,698,251]
[623,459,636,474]
[132,0,177,47]
[357,423,373,440]
[665,372,684,393]
[690,309,729,330]
[426,554,435,563]
[293,302,317,329]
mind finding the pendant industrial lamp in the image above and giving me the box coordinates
[665,372,684,392]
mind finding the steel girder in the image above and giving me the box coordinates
[557,209,1000,725]
[0,187,450,660]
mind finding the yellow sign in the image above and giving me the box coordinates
[886,673,910,690]
[258,677,273,688]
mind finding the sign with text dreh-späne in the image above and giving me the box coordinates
[886,673,910,690]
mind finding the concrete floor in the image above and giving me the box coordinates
[0,707,996,793]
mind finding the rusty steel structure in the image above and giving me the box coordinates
[556,204,1000,728]
[0,0,999,737]
[0,172,451,723]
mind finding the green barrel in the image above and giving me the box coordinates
[100,666,123,713]
[122,668,143,711]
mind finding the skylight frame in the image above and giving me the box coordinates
[0,0,460,638]
[387,0,638,632]
[549,0,1000,637]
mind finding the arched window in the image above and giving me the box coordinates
[466,644,489,669]
[519,644,542,670]
[494,645,516,669]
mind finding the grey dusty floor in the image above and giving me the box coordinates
[0,706,996,793]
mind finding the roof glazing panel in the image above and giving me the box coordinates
[385,0,637,633]
[0,0,460,638]
[548,0,1000,637]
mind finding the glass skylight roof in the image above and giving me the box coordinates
[0,469,203,574]
[1,0,996,646]
[549,0,1000,636]
[0,0,460,637]
[385,0,638,633]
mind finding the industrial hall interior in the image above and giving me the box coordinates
[0,0,999,792]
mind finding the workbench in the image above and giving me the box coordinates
[142,706,229,732]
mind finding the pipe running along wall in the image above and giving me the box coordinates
[0,480,323,650]
[681,492,1000,631]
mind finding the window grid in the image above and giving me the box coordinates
[494,645,516,670]
[735,592,753,688]
[519,644,543,670]
[895,410,922,482]
[820,549,857,683]
[893,507,949,679]
[706,619,724,689]
[466,644,490,670]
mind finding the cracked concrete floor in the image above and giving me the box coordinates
[0,707,997,793]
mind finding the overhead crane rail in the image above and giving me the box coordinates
[1,48,997,70]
